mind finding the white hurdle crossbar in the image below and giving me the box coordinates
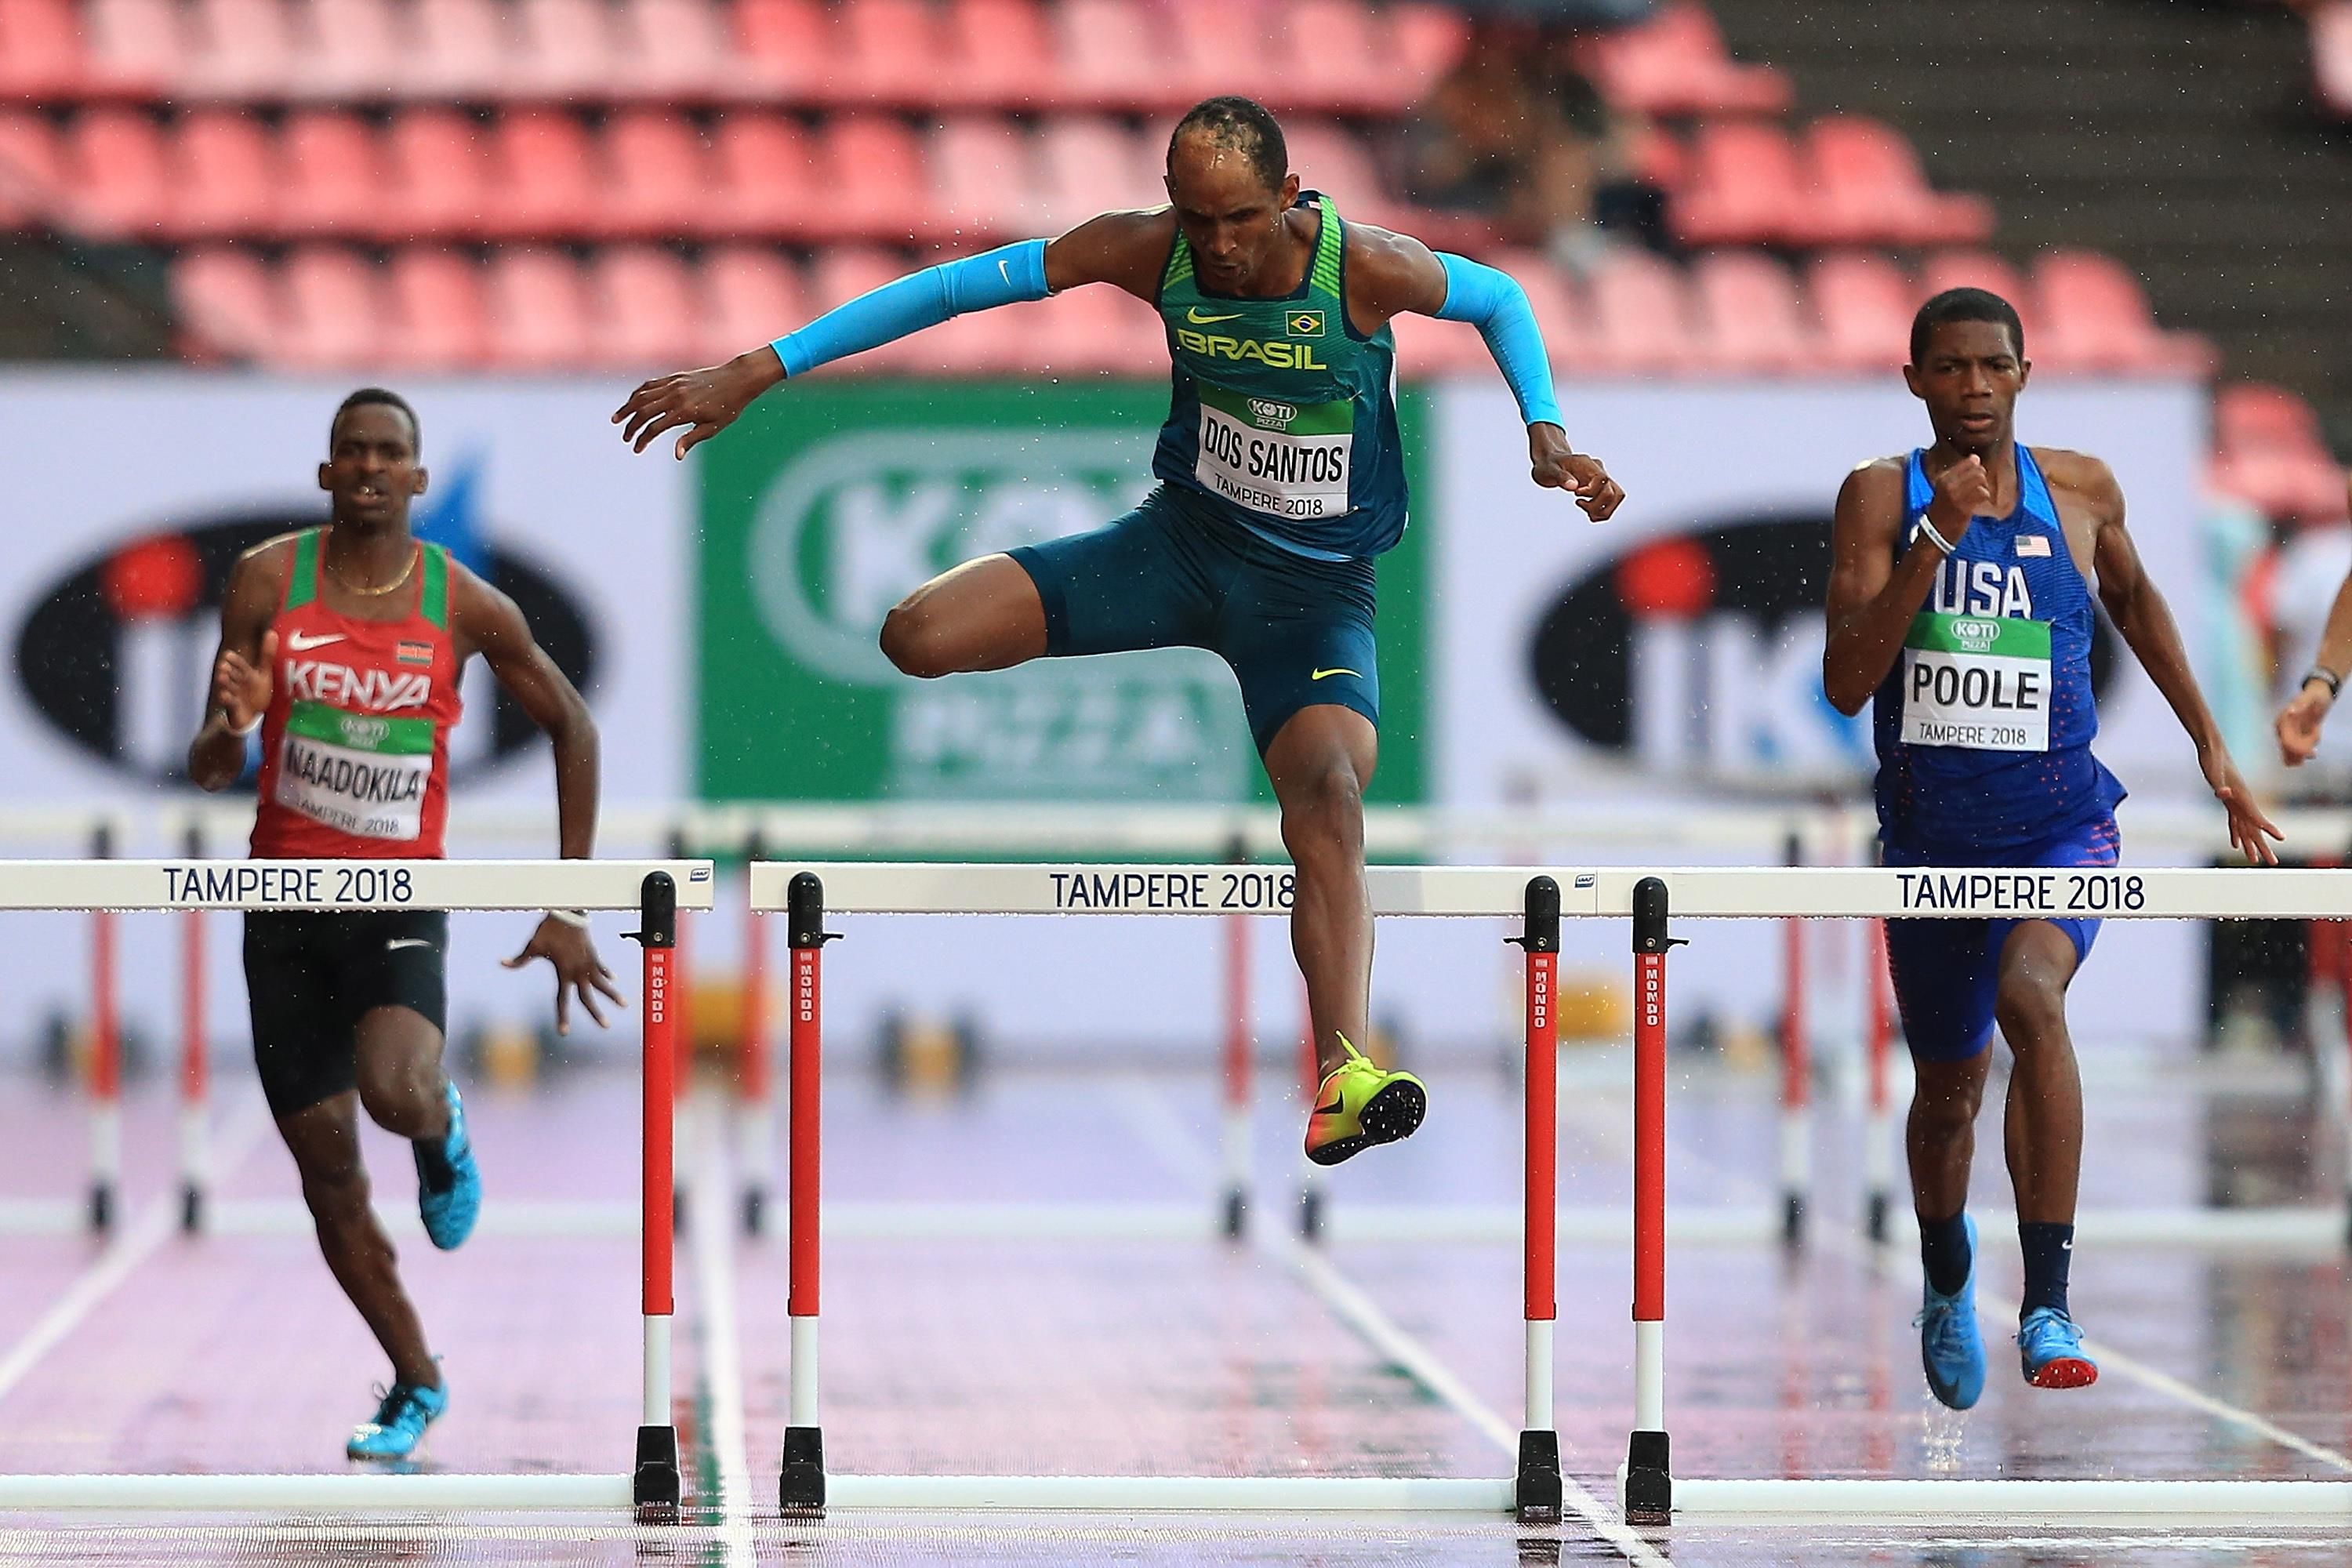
[754,861,2352,1524]
[0,856,716,1519]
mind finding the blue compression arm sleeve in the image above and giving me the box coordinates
[771,240,1051,378]
[1433,252,1564,430]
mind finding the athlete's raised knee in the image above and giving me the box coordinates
[1279,759,1364,853]
[1994,972,2069,1053]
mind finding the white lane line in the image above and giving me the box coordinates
[1109,1080,1667,1566]
[1644,1089,2352,1478]
[0,1094,270,1412]
[688,1089,757,1563]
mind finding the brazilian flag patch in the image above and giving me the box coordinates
[1286,310,1325,338]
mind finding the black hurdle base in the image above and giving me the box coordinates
[1221,1186,1247,1240]
[1623,1428,1671,1526]
[88,1181,111,1234]
[1867,1189,1890,1246]
[1298,1183,1324,1243]
[779,1425,826,1513]
[742,1185,766,1238]
[1781,1190,1805,1249]
[180,1182,202,1235]
[633,1423,681,1520]
[1513,1428,1562,1523]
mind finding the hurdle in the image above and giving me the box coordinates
[750,859,1579,1520]
[0,855,716,1519]
[1604,864,2352,1523]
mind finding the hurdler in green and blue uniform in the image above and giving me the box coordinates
[615,96,1625,1173]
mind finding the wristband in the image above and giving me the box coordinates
[1915,514,1956,557]
[2307,666,2344,699]
[545,909,590,929]
[230,710,263,737]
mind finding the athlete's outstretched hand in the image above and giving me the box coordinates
[2202,746,2284,866]
[212,629,276,731]
[1530,426,1624,521]
[2276,681,2334,767]
[613,349,785,459]
[506,917,627,1036]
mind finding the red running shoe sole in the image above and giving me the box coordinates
[2027,1356,2099,1389]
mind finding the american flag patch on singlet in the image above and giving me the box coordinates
[2016,535,2051,557]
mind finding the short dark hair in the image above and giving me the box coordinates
[331,387,421,455]
[1909,288,2024,366]
[1167,96,1288,192]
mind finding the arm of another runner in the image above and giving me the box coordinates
[1822,456,1992,716]
[2276,481,2352,765]
[1350,231,1622,520]
[2072,455,2282,864]
[187,543,285,791]
[453,568,625,1033]
[613,213,1172,459]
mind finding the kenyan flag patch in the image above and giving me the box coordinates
[1286,310,1325,338]
[396,639,434,666]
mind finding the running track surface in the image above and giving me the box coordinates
[2,1051,2350,1566]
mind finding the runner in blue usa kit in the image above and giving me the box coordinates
[616,97,1625,1172]
[1824,289,2280,1411]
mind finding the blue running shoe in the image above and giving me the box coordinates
[416,1080,480,1251]
[2017,1306,2099,1389]
[1914,1214,1986,1410]
[347,1377,447,1461]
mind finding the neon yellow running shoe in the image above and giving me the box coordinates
[1304,1035,1426,1167]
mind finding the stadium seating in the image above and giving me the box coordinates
[1804,116,1994,248]
[386,245,491,368]
[281,243,385,366]
[2209,379,2348,522]
[2313,1,2352,121]
[1807,251,1912,374]
[1577,0,1791,118]
[2030,249,2213,376]
[1690,250,1820,376]
[0,108,63,229]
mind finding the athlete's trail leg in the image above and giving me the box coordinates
[880,555,1049,677]
[354,1006,451,1142]
[1907,1051,1991,1223]
[1993,923,2085,1225]
[1265,706,1378,1080]
[279,1094,440,1388]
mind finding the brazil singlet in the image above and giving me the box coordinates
[1150,193,1407,560]
[251,528,462,858]
[1870,446,2125,852]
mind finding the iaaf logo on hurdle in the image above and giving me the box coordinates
[1526,514,2118,779]
[16,459,600,786]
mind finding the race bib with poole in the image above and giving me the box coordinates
[273,699,434,840]
[1900,612,2052,752]
[1194,383,1353,521]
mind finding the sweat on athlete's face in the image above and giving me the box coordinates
[319,403,426,518]
[1164,137,1299,289]
[1905,319,2027,452]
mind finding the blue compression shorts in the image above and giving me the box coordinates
[1007,485,1378,754]
[1882,813,2122,1063]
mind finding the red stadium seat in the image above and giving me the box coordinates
[808,245,922,370]
[485,246,589,368]
[1671,120,1805,249]
[384,246,490,368]
[735,0,837,101]
[1167,0,1282,107]
[64,107,170,241]
[815,114,934,242]
[1690,250,1820,375]
[699,243,807,361]
[1060,0,1174,112]
[1584,249,1701,375]
[604,111,717,240]
[2031,249,2212,376]
[1391,2,1467,89]
[587,244,700,367]
[281,111,385,239]
[1286,0,1417,116]
[385,107,492,241]
[299,0,406,100]
[84,0,180,98]
[1918,249,2031,325]
[617,0,735,100]
[1280,120,1397,227]
[837,0,947,107]
[2314,1,2352,122]
[183,0,299,99]
[943,0,1063,110]
[1001,281,1157,374]
[1806,251,1912,374]
[171,109,278,238]
[1036,116,1148,232]
[173,245,281,361]
[710,112,819,238]
[1580,0,1791,118]
[514,0,620,100]
[1805,116,1993,249]
[2216,381,2327,456]
[0,0,93,100]
[1478,248,1592,373]
[280,244,384,367]
[410,0,508,100]
[0,108,64,229]
[930,116,1042,239]
[1388,310,1491,379]
[485,109,601,240]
